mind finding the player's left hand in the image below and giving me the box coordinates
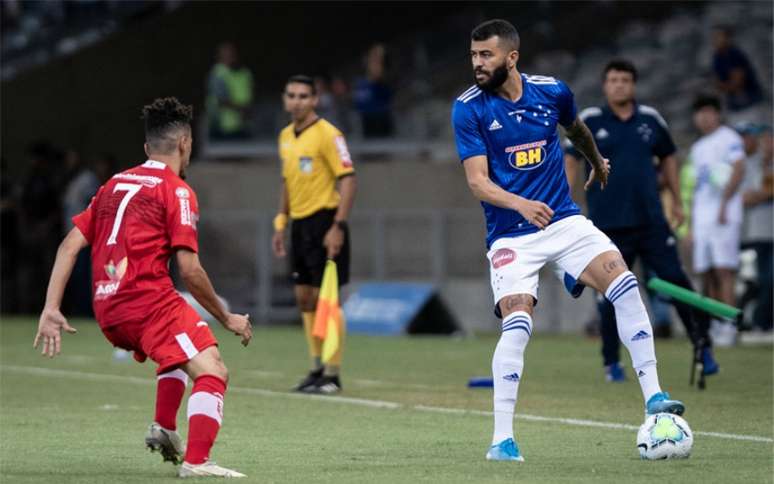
[223,312,252,347]
[33,307,77,358]
[323,225,344,259]
[584,158,611,191]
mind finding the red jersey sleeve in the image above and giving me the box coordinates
[166,183,199,252]
[72,186,103,244]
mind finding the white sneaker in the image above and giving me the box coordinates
[145,422,185,465]
[178,461,246,478]
[710,321,737,348]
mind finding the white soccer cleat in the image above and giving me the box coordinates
[145,422,185,465]
[178,461,246,478]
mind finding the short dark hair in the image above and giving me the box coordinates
[692,94,722,112]
[286,74,316,95]
[471,19,520,51]
[141,97,193,154]
[603,59,638,82]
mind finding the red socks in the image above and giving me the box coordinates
[184,375,227,465]
[155,369,188,431]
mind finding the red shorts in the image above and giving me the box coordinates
[102,302,218,375]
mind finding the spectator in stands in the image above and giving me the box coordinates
[18,141,61,313]
[740,124,773,334]
[689,94,746,347]
[565,60,716,381]
[1,157,20,313]
[207,42,254,140]
[711,25,765,121]
[352,43,394,138]
[314,73,343,129]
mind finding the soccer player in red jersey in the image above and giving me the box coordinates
[33,97,252,478]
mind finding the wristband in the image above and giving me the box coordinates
[273,213,288,232]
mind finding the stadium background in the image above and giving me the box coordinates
[2,0,772,334]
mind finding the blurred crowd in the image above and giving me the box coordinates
[711,25,769,126]
[206,42,395,141]
[1,141,115,315]
[1,0,176,80]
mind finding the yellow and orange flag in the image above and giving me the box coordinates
[312,260,343,363]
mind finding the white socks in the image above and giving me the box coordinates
[492,311,532,444]
[605,271,661,401]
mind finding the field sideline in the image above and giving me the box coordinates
[1,317,772,483]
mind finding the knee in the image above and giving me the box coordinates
[498,294,534,319]
[296,294,317,312]
[189,348,229,383]
[211,359,229,383]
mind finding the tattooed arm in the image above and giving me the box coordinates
[564,117,610,190]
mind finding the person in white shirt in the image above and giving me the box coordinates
[689,95,746,346]
[740,124,773,334]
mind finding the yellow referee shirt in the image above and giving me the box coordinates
[279,118,355,219]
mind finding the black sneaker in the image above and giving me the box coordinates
[307,375,342,394]
[292,368,323,392]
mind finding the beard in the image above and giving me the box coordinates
[474,62,509,91]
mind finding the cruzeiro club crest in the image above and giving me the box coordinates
[505,140,547,170]
[95,257,128,300]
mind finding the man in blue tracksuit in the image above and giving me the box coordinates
[565,59,718,381]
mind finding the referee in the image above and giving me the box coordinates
[565,60,718,381]
[272,75,356,394]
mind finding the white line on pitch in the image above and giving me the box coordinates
[3,365,771,444]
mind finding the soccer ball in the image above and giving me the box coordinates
[637,413,693,460]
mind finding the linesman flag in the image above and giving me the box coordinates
[313,260,343,363]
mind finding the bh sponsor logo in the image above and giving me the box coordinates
[95,257,127,300]
[491,248,516,269]
[506,140,547,170]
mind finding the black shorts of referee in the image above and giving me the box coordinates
[290,208,350,287]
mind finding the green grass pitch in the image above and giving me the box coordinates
[1,317,772,483]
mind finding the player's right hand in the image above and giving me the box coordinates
[271,231,286,258]
[585,158,611,191]
[515,198,554,230]
[33,308,77,358]
[224,313,252,347]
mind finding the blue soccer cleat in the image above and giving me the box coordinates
[646,391,685,416]
[701,347,719,376]
[486,438,525,462]
[605,362,626,382]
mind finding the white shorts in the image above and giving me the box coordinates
[693,223,741,272]
[487,215,618,310]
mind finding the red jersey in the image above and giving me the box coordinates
[73,160,200,329]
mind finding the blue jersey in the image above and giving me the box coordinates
[452,73,580,248]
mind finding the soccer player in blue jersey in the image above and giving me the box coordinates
[452,19,685,462]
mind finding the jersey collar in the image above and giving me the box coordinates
[143,159,168,170]
[293,117,321,137]
[603,101,639,123]
[487,74,528,106]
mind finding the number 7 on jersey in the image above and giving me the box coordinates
[107,183,142,245]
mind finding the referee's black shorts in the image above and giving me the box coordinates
[290,208,350,287]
